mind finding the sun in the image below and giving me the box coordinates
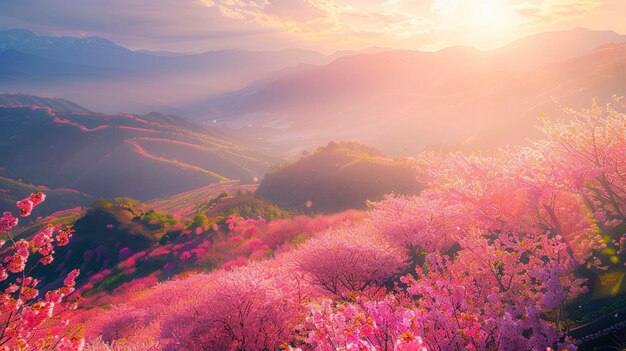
[473,1,498,23]
[432,0,511,28]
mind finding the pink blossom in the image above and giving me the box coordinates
[16,198,34,216]
[0,211,18,232]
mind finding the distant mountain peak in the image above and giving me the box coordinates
[79,36,119,49]
[503,27,625,48]
[0,28,37,47]
[0,28,36,37]
[0,28,125,52]
[569,26,619,35]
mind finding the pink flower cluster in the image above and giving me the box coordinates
[300,295,427,351]
[16,191,46,216]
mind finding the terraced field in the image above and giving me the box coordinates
[0,100,273,200]
[147,181,258,218]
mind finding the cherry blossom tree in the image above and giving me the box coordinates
[536,99,626,265]
[157,263,307,351]
[0,193,84,350]
[297,226,406,297]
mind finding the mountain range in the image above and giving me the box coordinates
[2,27,626,155]
[0,28,342,113]
[190,27,626,154]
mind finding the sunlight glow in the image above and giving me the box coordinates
[473,1,498,23]
[432,0,511,28]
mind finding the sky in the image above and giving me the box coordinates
[0,0,624,53]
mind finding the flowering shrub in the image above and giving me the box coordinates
[0,192,84,350]
[297,226,405,297]
[158,264,305,351]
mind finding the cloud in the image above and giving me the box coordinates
[0,0,614,52]
[200,0,436,46]
[514,0,602,24]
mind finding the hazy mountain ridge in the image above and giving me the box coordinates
[493,27,626,70]
[0,29,327,72]
[4,26,622,139]
[0,101,273,200]
[192,27,626,154]
[0,29,339,113]
[0,93,91,113]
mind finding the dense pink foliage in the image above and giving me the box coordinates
[300,295,426,351]
[78,101,625,350]
[302,101,624,350]
[82,260,311,350]
[158,264,305,350]
[297,226,405,297]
